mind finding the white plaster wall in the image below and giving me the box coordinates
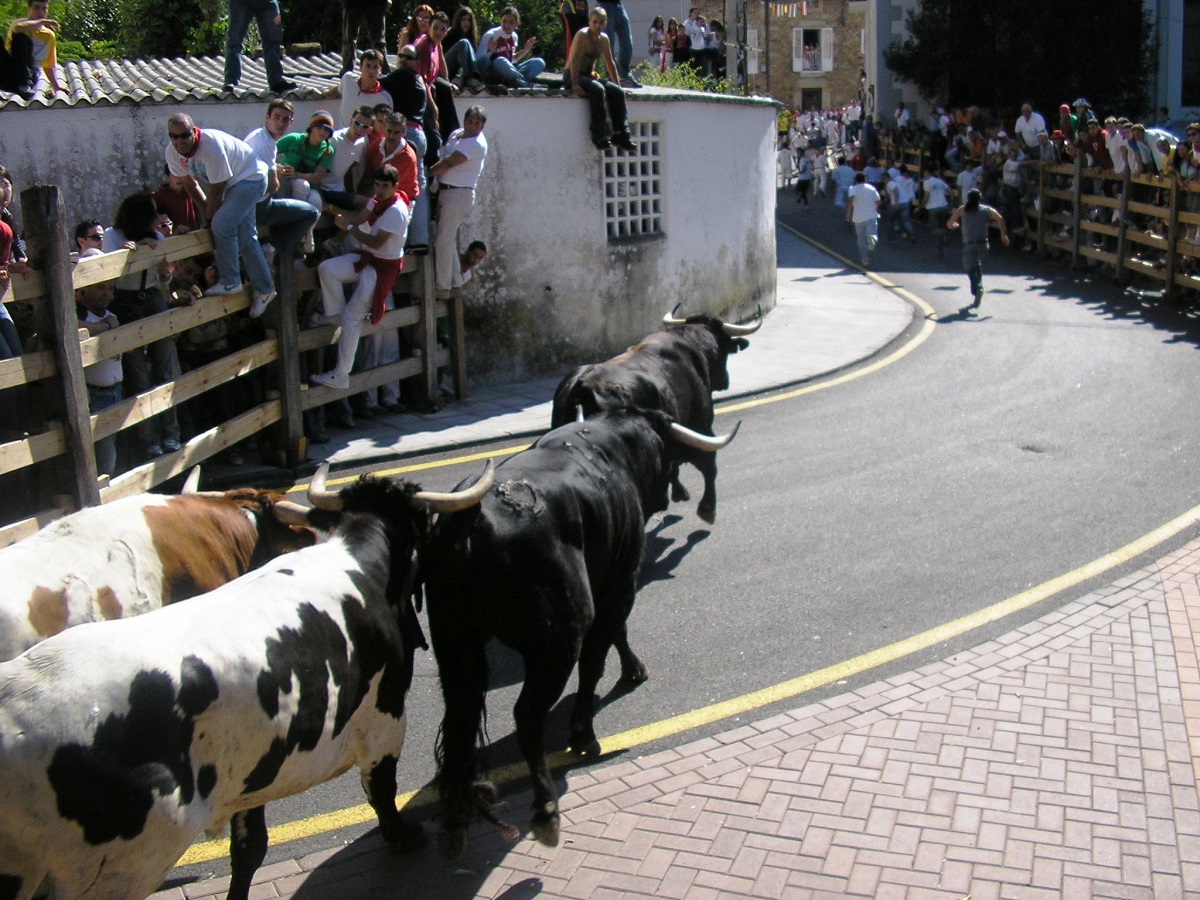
[0,90,776,383]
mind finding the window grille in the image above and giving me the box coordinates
[604,121,663,240]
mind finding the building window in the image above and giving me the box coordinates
[605,121,663,240]
[746,26,760,76]
[793,26,832,73]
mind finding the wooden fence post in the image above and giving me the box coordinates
[22,185,100,508]
[1115,168,1132,285]
[1070,155,1084,269]
[273,251,305,467]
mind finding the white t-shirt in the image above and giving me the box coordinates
[329,128,367,185]
[167,128,266,191]
[847,182,880,223]
[437,128,488,188]
[923,175,950,210]
[956,167,980,194]
[894,174,917,204]
[80,308,123,387]
[475,25,518,63]
[1013,111,1046,148]
[243,126,281,167]
[364,197,410,261]
[339,73,393,131]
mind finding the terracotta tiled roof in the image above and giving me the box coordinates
[0,51,342,109]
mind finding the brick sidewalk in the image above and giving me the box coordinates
[154,535,1200,899]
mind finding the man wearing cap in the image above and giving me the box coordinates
[165,113,276,317]
[1013,103,1045,151]
[244,99,321,263]
[277,110,337,211]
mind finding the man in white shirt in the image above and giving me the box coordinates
[166,112,275,317]
[845,172,881,267]
[243,99,320,264]
[921,166,951,257]
[1013,103,1046,150]
[339,49,392,128]
[311,165,410,391]
[891,165,917,241]
[895,101,910,130]
[429,105,488,297]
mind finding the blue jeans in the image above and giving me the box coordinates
[88,383,122,476]
[256,195,318,259]
[445,38,476,80]
[854,218,878,261]
[480,55,545,87]
[598,0,633,80]
[225,0,285,87]
[963,241,988,296]
[212,175,273,295]
[405,126,430,246]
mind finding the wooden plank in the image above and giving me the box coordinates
[1078,245,1116,264]
[102,400,282,501]
[1122,258,1167,281]
[2,269,46,304]
[24,185,100,507]
[295,305,421,353]
[72,231,215,291]
[91,339,279,441]
[79,293,247,368]
[0,347,56,391]
[0,426,68,477]
[300,357,423,411]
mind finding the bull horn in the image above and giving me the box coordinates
[182,466,202,494]
[669,420,741,452]
[413,459,495,513]
[307,463,344,511]
[662,302,686,326]
[575,404,585,423]
[722,306,763,336]
[272,500,313,526]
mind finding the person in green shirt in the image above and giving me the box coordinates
[276,110,336,209]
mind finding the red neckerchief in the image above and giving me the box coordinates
[367,192,403,225]
[179,127,203,160]
[357,77,383,94]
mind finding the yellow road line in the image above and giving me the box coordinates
[181,496,1200,866]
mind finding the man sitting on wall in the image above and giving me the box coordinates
[0,0,62,99]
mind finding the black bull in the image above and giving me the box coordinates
[549,311,761,524]
[424,409,737,858]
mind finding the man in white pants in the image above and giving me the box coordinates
[311,165,410,391]
[429,104,487,300]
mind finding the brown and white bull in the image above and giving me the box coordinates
[0,462,493,900]
[0,473,318,661]
[550,306,761,523]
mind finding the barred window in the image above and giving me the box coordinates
[604,121,663,240]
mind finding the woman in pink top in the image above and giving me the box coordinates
[415,11,461,140]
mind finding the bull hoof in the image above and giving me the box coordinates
[620,661,650,684]
[472,781,498,807]
[385,817,428,851]
[437,825,469,861]
[671,484,691,502]
[697,503,716,525]
[531,804,560,847]
[568,734,602,756]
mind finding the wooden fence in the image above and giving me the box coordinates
[0,184,467,548]
[886,146,1200,303]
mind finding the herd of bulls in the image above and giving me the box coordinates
[0,309,759,900]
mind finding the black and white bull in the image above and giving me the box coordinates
[424,409,737,857]
[0,464,493,900]
[0,469,318,661]
[549,307,760,524]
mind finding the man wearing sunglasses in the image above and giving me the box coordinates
[165,112,276,318]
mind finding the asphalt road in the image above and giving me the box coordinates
[169,191,1200,889]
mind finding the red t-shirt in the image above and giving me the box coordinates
[152,184,201,232]
[362,140,419,202]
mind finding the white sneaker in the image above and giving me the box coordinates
[311,371,350,390]
[249,290,276,318]
[205,282,244,297]
[260,243,277,269]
